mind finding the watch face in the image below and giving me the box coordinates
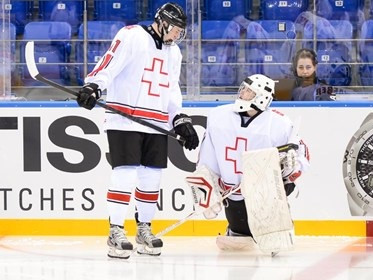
[343,121,373,210]
[356,133,373,197]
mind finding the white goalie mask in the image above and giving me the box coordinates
[234,74,275,112]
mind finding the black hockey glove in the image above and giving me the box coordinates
[77,83,102,110]
[173,113,199,150]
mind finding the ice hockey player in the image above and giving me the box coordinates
[76,2,199,259]
[187,74,310,252]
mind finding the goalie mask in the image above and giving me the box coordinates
[155,2,187,45]
[234,74,275,112]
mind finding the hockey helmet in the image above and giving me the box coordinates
[234,74,275,112]
[155,2,187,45]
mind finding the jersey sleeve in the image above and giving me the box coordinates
[84,26,136,90]
[167,47,183,126]
[197,111,221,176]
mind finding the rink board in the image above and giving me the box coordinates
[0,219,368,237]
[0,101,372,236]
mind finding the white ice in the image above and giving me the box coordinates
[1,236,373,280]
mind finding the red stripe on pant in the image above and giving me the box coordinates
[107,190,131,204]
[135,188,159,203]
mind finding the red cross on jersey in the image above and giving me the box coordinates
[225,137,248,174]
[141,57,170,97]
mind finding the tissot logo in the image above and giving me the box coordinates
[0,115,206,173]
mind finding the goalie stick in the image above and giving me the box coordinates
[155,185,242,238]
[25,41,185,144]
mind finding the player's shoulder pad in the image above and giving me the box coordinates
[209,103,232,118]
[269,108,292,126]
[118,24,146,39]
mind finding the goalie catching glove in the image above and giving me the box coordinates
[173,113,199,150]
[278,143,302,196]
[186,165,223,219]
[77,83,102,110]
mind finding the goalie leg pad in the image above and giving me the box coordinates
[216,228,256,251]
[216,235,257,251]
[186,165,223,219]
[241,147,294,254]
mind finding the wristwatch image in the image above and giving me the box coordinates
[343,112,373,216]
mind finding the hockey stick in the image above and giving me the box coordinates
[155,185,242,238]
[25,41,185,144]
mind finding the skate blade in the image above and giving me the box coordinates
[136,244,161,256]
[107,246,131,259]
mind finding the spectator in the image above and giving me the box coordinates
[291,48,336,101]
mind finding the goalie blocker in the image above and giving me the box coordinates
[186,165,223,219]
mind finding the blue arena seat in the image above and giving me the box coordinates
[316,0,364,21]
[359,20,373,86]
[204,0,251,20]
[39,1,83,34]
[245,20,296,79]
[148,0,186,19]
[75,21,126,85]
[303,18,353,51]
[21,21,72,86]
[7,0,33,35]
[303,18,353,86]
[317,49,352,86]
[201,20,241,87]
[260,0,308,21]
[94,0,138,22]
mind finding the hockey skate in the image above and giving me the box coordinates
[107,225,133,259]
[216,228,257,251]
[136,222,163,256]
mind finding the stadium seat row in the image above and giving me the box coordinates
[3,17,373,87]
[6,0,368,36]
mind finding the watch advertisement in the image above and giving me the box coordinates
[0,104,372,226]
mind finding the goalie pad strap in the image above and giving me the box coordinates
[218,179,242,194]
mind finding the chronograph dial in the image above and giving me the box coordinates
[343,113,373,216]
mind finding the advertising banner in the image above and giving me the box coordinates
[0,103,372,235]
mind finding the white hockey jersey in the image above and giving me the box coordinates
[85,25,183,133]
[198,104,310,200]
